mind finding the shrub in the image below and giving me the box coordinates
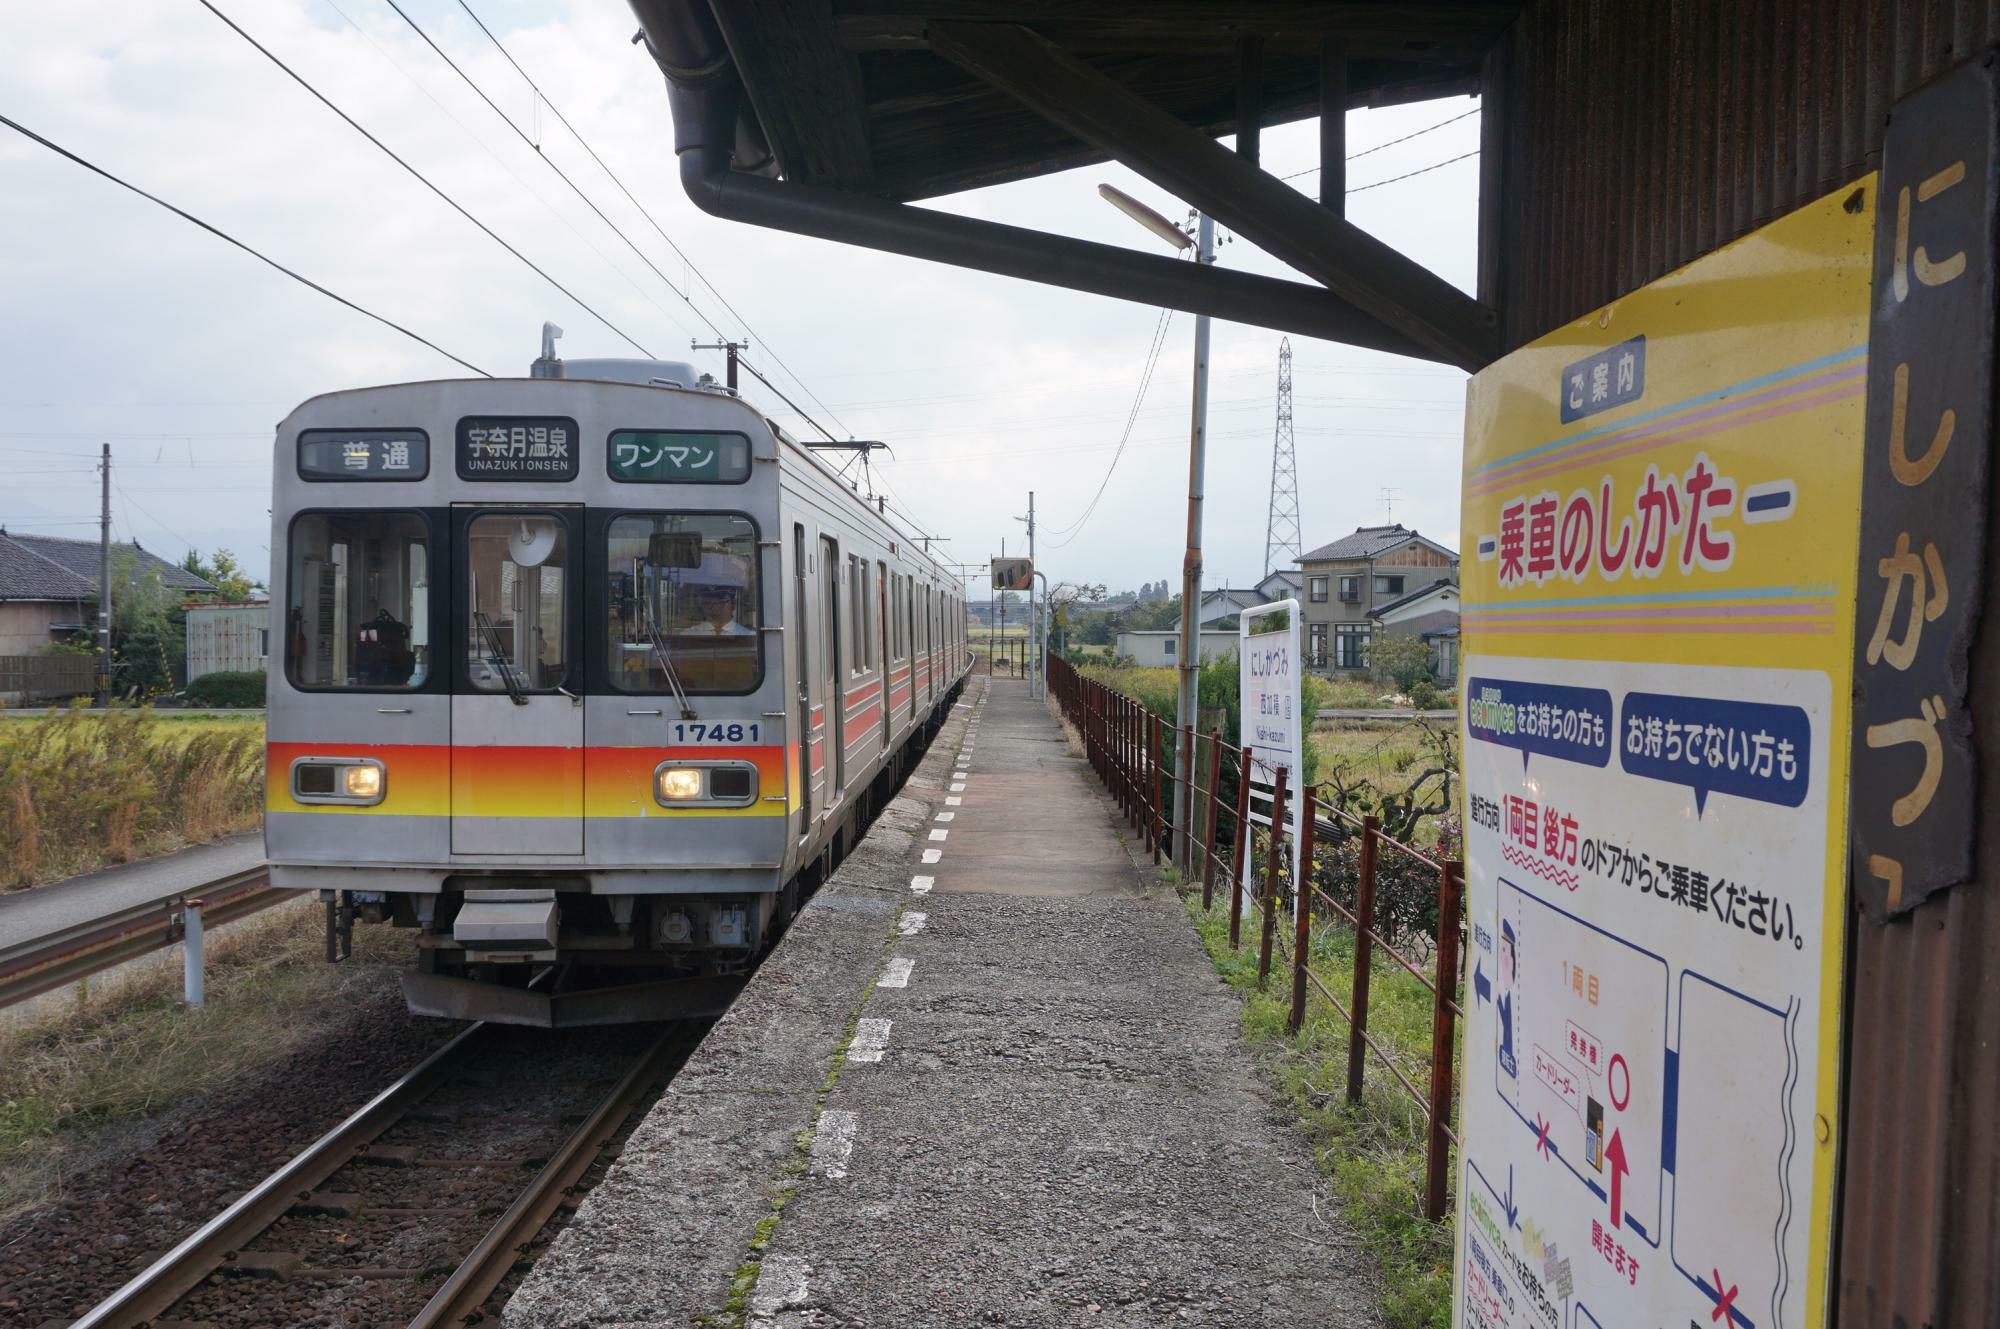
[1368,634,1434,693]
[1313,814,1464,952]
[184,671,267,708]
[1408,678,1444,711]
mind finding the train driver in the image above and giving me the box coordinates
[680,554,755,637]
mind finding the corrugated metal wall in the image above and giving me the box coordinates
[185,606,269,679]
[1492,5,2000,1325]
[1496,0,2000,349]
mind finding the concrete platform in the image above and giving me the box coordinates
[506,678,1378,1328]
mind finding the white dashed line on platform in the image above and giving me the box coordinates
[935,811,955,822]
[879,957,915,988]
[898,911,928,936]
[910,875,934,894]
[928,828,949,841]
[946,796,962,806]
[847,1018,892,1063]
[810,1112,858,1179]
[922,848,942,864]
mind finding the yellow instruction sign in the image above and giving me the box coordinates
[1453,181,1872,1329]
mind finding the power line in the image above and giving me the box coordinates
[1047,304,1177,549]
[449,0,854,438]
[0,111,491,377]
[1345,149,1480,194]
[1279,106,1481,180]
[197,0,656,358]
[370,0,713,339]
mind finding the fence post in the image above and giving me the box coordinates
[1200,729,1222,910]
[1257,765,1288,986]
[1150,711,1165,864]
[1229,749,1252,948]
[1288,787,1317,1033]
[1424,857,1464,1222]
[1346,814,1381,1105]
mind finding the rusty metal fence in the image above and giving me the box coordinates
[1050,653,1465,1220]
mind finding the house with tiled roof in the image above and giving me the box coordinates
[0,530,213,655]
[1295,524,1458,675]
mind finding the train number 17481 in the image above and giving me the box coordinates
[672,722,761,744]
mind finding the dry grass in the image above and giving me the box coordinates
[0,896,409,1219]
[0,707,264,890]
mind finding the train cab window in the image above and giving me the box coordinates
[465,514,569,691]
[286,511,429,690]
[607,513,761,694]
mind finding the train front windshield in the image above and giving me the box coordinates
[608,512,761,693]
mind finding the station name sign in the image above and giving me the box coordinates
[456,416,579,481]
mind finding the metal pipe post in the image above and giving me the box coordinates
[1171,211,1216,874]
[1346,815,1381,1104]
[1425,858,1465,1221]
[1229,750,1252,948]
[1200,729,1222,908]
[1257,765,1288,985]
[1289,788,1317,1033]
[182,899,205,1007]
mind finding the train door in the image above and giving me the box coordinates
[906,579,917,723]
[450,506,584,854]
[820,535,845,799]
[876,561,890,742]
[792,524,812,835]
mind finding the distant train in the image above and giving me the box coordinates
[265,334,969,1025]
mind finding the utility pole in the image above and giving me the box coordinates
[98,443,112,706]
[690,337,748,391]
[1172,211,1215,871]
[1021,491,1039,696]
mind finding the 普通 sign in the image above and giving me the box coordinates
[298,429,428,481]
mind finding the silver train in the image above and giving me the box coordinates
[265,339,969,1025]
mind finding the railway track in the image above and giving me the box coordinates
[0,866,284,1011]
[71,1018,706,1329]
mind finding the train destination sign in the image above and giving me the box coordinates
[297,429,428,480]
[455,416,579,481]
[609,429,752,483]
[1454,184,1868,1329]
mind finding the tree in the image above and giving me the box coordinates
[182,548,263,601]
[1368,632,1435,693]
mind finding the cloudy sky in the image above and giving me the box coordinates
[1,1,1478,596]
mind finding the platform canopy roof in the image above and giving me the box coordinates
[703,2,1514,202]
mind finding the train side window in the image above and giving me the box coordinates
[606,512,762,694]
[286,511,430,690]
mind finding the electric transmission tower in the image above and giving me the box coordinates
[1263,338,1303,578]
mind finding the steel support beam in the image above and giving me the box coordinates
[929,21,1500,370]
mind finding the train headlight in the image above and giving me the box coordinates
[651,760,759,808]
[657,767,704,801]
[290,757,387,806]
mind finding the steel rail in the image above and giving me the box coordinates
[70,1020,489,1329]
[408,1023,699,1327]
[0,866,285,1010]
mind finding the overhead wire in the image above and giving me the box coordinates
[319,0,700,343]
[448,0,854,439]
[196,0,656,358]
[1279,105,1480,180]
[1045,301,1177,549]
[0,111,491,377]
